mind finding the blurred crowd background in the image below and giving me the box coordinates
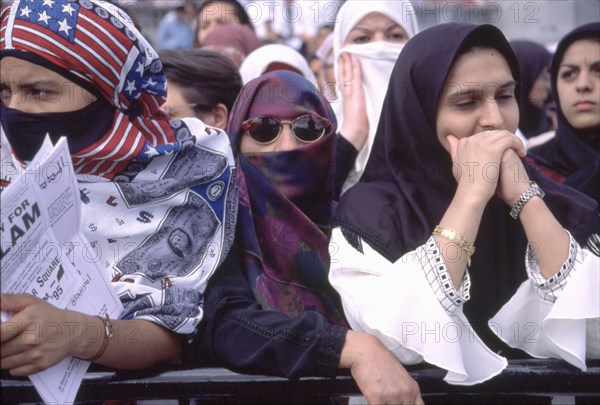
[103,0,599,53]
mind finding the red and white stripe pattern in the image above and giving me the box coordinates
[1,0,177,178]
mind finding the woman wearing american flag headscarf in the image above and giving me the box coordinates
[0,0,237,375]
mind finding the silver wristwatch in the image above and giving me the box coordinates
[510,181,545,219]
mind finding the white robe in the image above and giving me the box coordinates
[328,227,600,385]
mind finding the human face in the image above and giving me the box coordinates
[436,48,519,153]
[0,57,96,113]
[343,12,409,46]
[556,39,600,130]
[159,83,197,120]
[197,1,242,45]
[529,66,551,109]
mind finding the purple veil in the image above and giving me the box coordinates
[227,71,345,324]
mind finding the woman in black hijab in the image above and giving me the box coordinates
[328,23,599,385]
[510,40,554,138]
[527,23,600,203]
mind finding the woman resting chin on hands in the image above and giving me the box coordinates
[328,23,599,386]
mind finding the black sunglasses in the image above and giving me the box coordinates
[241,114,330,144]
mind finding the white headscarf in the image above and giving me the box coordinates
[333,1,419,194]
[239,44,318,86]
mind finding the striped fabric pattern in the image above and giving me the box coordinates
[1,0,180,178]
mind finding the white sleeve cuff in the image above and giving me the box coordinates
[526,231,578,302]
[422,237,471,314]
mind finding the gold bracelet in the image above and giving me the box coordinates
[82,314,114,362]
[433,225,476,266]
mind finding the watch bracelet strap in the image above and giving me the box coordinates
[510,181,545,219]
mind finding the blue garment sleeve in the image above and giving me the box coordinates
[193,246,347,378]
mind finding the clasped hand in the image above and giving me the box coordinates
[447,130,530,207]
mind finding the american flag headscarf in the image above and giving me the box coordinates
[0,0,238,335]
[2,0,182,178]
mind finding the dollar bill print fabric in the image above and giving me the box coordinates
[0,0,238,334]
[79,119,237,334]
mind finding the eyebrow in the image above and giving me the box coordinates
[445,80,517,99]
[384,23,404,32]
[8,79,62,89]
[559,63,580,70]
[349,22,400,34]
[560,60,600,68]
[24,80,60,87]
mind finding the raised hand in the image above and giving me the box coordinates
[338,52,369,151]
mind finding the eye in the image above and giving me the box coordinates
[496,89,516,102]
[559,68,577,81]
[0,84,12,105]
[352,35,371,44]
[449,94,477,108]
[591,63,600,76]
[29,87,53,102]
[455,99,476,107]
[387,29,407,42]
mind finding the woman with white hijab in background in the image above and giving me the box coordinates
[333,1,419,194]
[239,43,318,85]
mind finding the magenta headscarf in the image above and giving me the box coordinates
[227,70,345,324]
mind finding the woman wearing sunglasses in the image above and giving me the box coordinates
[192,70,423,404]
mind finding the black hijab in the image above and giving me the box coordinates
[333,23,599,352]
[510,40,553,138]
[528,22,600,202]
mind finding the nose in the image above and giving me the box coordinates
[479,99,505,130]
[2,92,18,109]
[372,32,385,42]
[273,123,302,152]
[575,70,593,93]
